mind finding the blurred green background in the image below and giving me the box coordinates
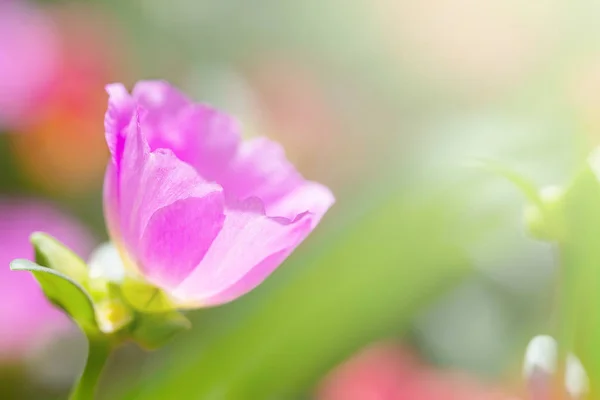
[3,0,600,398]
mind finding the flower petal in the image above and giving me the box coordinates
[120,144,224,275]
[102,162,120,240]
[172,198,313,306]
[130,80,190,149]
[140,194,225,290]
[130,81,241,177]
[106,82,334,223]
[217,138,299,202]
[132,80,190,122]
[267,181,335,225]
[103,162,140,275]
[104,104,225,283]
[198,248,291,306]
[174,104,240,180]
[216,137,334,221]
[104,83,135,167]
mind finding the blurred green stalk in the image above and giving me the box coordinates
[69,340,111,400]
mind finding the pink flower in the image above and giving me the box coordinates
[0,1,60,129]
[102,81,334,307]
[0,200,94,361]
[317,342,518,400]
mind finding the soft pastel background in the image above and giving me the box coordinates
[1,0,598,399]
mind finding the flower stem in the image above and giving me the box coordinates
[68,339,111,400]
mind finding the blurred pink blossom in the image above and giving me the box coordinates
[0,1,60,129]
[317,341,519,400]
[8,3,129,195]
[0,200,94,361]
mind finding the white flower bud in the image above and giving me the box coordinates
[524,335,558,378]
[523,185,564,241]
[88,242,126,283]
[565,353,589,399]
[523,335,589,400]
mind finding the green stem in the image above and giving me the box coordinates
[555,245,573,399]
[68,339,111,400]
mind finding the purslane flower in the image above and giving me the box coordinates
[0,201,94,361]
[103,81,334,307]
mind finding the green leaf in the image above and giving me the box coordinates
[559,164,600,397]
[10,259,98,334]
[31,232,90,285]
[129,311,191,350]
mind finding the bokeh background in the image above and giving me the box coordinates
[1,0,598,398]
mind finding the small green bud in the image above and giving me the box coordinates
[524,185,565,242]
[95,298,133,334]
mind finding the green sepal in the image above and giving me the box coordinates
[473,158,544,208]
[31,232,90,287]
[94,297,134,335]
[10,259,99,335]
[475,159,565,241]
[129,311,191,350]
[121,278,176,313]
[14,234,190,351]
[523,186,565,241]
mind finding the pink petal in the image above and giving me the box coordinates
[132,81,190,121]
[105,81,334,223]
[216,137,334,221]
[127,147,223,243]
[198,248,291,306]
[216,138,300,203]
[120,146,224,280]
[140,194,225,289]
[115,108,149,250]
[130,80,190,150]
[104,83,135,168]
[267,181,335,225]
[130,81,241,177]
[172,198,313,305]
[102,162,121,247]
[173,104,241,180]
[104,104,226,286]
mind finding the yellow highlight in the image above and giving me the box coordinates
[95,299,133,334]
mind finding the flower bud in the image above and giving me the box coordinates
[523,335,556,400]
[565,353,589,400]
[524,186,564,241]
[94,298,133,334]
[523,335,589,400]
[88,242,125,283]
